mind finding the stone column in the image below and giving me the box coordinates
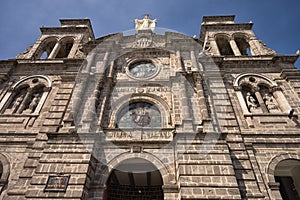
[34,87,50,113]
[248,37,262,55]
[253,87,268,113]
[191,50,203,71]
[209,39,221,55]
[179,74,194,131]
[0,91,12,113]
[16,88,33,114]
[162,184,180,200]
[272,87,293,114]
[96,51,109,74]
[195,74,209,120]
[176,51,184,71]
[229,39,242,56]
[235,86,250,115]
[268,182,282,200]
[180,75,191,120]
[236,88,254,127]
[48,42,61,59]
[83,53,96,74]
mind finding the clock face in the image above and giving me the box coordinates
[128,61,157,78]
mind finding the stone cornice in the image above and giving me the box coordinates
[40,26,91,34]
[0,59,17,65]
[16,58,84,65]
[201,23,253,30]
[272,54,299,64]
[200,23,253,41]
[210,55,299,69]
[280,69,300,80]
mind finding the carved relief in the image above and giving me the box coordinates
[263,93,279,112]
[234,73,292,116]
[9,89,27,113]
[117,102,161,128]
[136,37,152,48]
[5,87,43,114]
[245,92,260,113]
[0,76,51,115]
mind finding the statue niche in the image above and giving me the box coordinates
[241,84,280,114]
[5,85,44,114]
[242,86,261,113]
[260,85,279,113]
[7,87,28,114]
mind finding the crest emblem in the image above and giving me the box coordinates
[136,37,152,48]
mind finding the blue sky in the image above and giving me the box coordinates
[0,0,299,68]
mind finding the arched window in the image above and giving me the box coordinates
[34,37,58,59]
[33,36,74,59]
[0,76,51,115]
[234,36,251,56]
[56,37,74,58]
[234,74,293,115]
[116,102,162,128]
[216,37,234,56]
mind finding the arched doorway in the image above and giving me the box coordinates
[105,158,164,200]
[275,159,300,200]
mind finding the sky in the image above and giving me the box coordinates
[0,0,299,68]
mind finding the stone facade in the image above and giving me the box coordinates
[0,16,299,200]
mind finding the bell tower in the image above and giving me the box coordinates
[16,19,94,60]
[200,15,276,56]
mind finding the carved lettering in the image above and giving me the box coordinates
[105,129,173,141]
[106,131,132,139]
[143,131,172,140]
[114,87,171,93]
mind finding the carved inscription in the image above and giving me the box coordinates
[106,131,132,140]
[105,129,173,142]
[114,86,171,93]
[143,131,172,139]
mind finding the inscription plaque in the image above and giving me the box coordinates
[105,129,174,142]
[44,175,70,192]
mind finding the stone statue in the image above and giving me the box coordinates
[28,94,40,113]
[134,14,158,31]
[11,95,24,113]
[263,93,278,112]
[246,92,259,112]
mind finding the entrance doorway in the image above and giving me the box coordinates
[275,159,300,200]
[105,158,163,200]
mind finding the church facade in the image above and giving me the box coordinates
[0,15,299,200]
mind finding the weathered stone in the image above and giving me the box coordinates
[0,15,299,200]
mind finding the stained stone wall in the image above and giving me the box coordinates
[0,16,299,200]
